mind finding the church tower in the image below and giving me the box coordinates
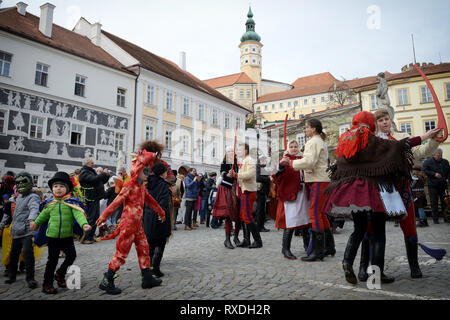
[239,6,263,96]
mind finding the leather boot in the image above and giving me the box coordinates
[141,268,162,289]
[281,229,297,260]
[301,230,324,262]
[236,224,250,247]
[224,233,235,249]
[233,224,242,247]
[152,246,165,277]
[372,239,395,284]
[301,228,310,252]
[358,237,370,282]
[324,228,336,257]
[247,222,263,249]
[99,269,122,295]
[342,233,361,284]
[404,236,423,278]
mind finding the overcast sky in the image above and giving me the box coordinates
[3,0,450,84]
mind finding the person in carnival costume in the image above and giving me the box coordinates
[30,171,91,294]
[272,140,311,260]
[279,119,335,262]
[356,109,445,282]
[95,141,166,295]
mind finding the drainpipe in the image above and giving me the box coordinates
[133,65,141,152]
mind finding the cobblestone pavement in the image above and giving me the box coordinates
[0,219,448,300]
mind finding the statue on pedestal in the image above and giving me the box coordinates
[376,72,398,132]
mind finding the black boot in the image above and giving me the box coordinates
[247,222,263,249]
[151,246,165,278]
[141,268,162,289]
[301,230,324,262]
[372,239,395,284]
[342,233,361,284]
[99,269,122,295]
[324,228,336,257]
[4,264,17,285]
[233,229,242,247]
[301,229,310,252]
[281,229,297,260]
[236,224,250,247]
[358,237,370,282]
[404,236,423,278]
[224,233,235,249]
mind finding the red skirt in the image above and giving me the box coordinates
[213,184,239,221]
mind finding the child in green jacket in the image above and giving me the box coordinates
[30,172,91,294]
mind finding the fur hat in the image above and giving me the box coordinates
[152,162,167,176]
[48,172,73,193]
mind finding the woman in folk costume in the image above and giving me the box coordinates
[95,141,166,295]
[213,147,241,249]
[355,109,445,281]
[279,119,335,262]
[272,140,311,260]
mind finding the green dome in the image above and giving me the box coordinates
[240,6,261,43]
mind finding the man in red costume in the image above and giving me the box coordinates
[96,143,166,295]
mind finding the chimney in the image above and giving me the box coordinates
[90,22,102,46]
[16,2,28,16]
[39,3,55,38]
[179,52,186,71]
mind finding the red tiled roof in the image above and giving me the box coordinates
[291,72,337,88]
[203,73,256,88]
[102,30,249,112]
[0,7,130,74]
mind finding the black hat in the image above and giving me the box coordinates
[152,162,167,176]
[48,172,73,193]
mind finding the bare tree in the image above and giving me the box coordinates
[327,79,356,107]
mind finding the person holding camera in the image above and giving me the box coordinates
[184,168,200,230]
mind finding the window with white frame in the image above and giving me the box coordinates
[397,89,409,105]
[321,96,325,104]
[70,123,83,145]
[144,123,154,140]
[294,100,298,107]
[272,104,275,111]
[236,117,242,129]
[29,116,45,139]
[32,174,40,187]
[421,86,433,103]
[0,110,6,134]
[240,90,244,98]
[115,132,125,152]
[166,91,174,111]
[446,83,450,100]
[182,134,190,154]
[165,129,172,150]
[247,91,251,98]
[211,136,218,159]
[197,138,205,157]
[212,108,218,126]
[198,104,205,121]
[312,98,316,105]
[370,94,378,110]
[297,133,306,149]
[147,85,155,105]
[117,88,126,108]
[280,103,283,110]
[288,102,292,109]
[256,106,261,112]
[424,120,436,132]
[183,97,190,116]
[229,91,233,99]
[304,98,308,105]
[0,51,12,77]
[264,105,268,112]
[35,63,49,86]
[329,94,334,103]
[400,122,412,135]
[74,75,86,97]
[224,113,230,129]
[339,124,351,136]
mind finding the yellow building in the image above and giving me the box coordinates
[354,62,450,159]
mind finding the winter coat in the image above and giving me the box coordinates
[422,157,450,189]
[184,173,199,200]
[79,166,109,202]
[143,175,171,239]
[34,196,88,239]
[104,186,117,206]
[0,192,40,239]
[257,163,271,195]
[220,161,238,189]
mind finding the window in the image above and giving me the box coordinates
[117,88,126,108]
[74,75,86,97]
[211,136,217,159]
[0,110,6,133]
[198,104,205,121]
[256,106,261,112]
[400,122,412,135]
[224,113,230,129]
[280,103,283,110]
[32,175,40,187]
[294,100,298,107]
[321,96,325,104]
[183,97,190,116]
[182,135,190,154]
[115,132,125,152]
[264,105,268,112]
[165,91,173,111]
[339,124,351,136]
[397,89,409,105]
[247,91,251,98]
[240,90,244,98]
[446,83,450,100]
[421,86,433,103]
[288,102,292,109]
[35,63,49,86]
[312,98,316,105]
[297,133,306,149]
[304,99,308,105]
[329,94,334,103]
[30,116,45,139]
[70,124,83,145]
[229,91,233,99]
[298,114,304,119]
[145,124,154,140]
[312,109,315,113]
[165,130,172,150]
[212,108,218,126]
[236,117,242,129]
[197,138,205,157]
[252,48,256,52]
[252,59,256,64]
[0,52,12,77]
[370,94,378,110]
[424,120,436,132]
[245,48,248,52]
[147,85,155,105]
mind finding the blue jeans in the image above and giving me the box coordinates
[417,207,427,221]
[200,198,208,220]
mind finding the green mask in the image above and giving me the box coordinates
[16,176,33,195]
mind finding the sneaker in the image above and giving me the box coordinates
[55,273,67,288]
[42,284,58,294]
